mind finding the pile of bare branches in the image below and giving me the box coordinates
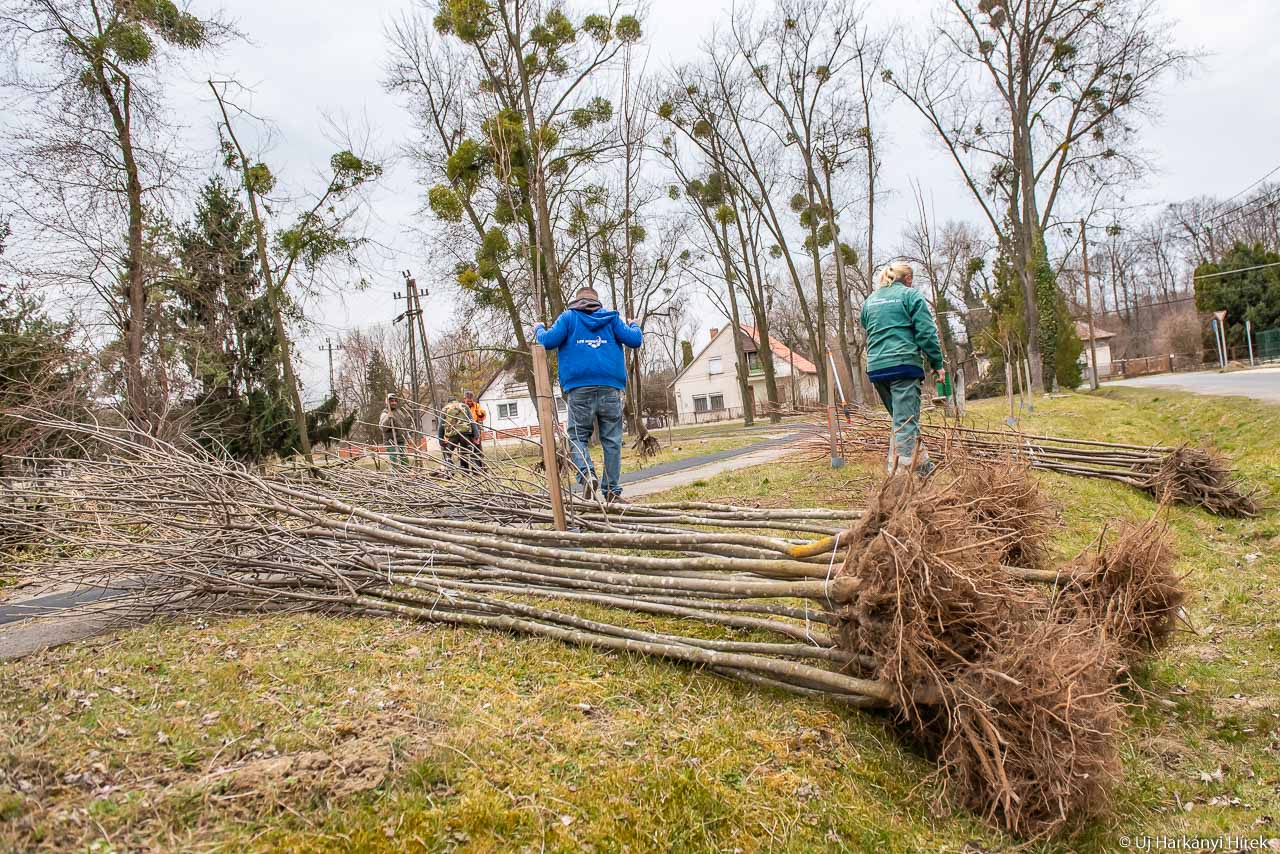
[2,419,1187,836]
[799,406,1259,517]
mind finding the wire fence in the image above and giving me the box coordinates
[1257,327,1280,362]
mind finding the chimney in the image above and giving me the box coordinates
[708,326,720,342]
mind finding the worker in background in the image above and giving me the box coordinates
[437,394,481,472]
[859,262,946,475]
[378,393,413,468]
[463,389,487,469]
[533,285,643,503]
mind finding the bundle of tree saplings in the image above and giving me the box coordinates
[833,466,1183,834]
[800,405,1258,517]
[2,421,1185,836]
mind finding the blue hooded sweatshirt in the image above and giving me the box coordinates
[534,302,643,393]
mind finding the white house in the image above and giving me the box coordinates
[475,361,568,442]
[670,324,819,422]
[1075,320,1117,379]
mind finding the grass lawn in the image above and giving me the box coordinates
[2,388,1278,852]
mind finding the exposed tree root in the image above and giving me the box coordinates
[833,469,1131,835]
[1060,517,1187,662]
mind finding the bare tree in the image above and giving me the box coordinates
[209,81,381,462]
[0,0,226,430]
[887,0,1191,390]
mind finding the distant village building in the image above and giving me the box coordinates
[1075,320,1116,379]
[971,321,1117,385]
[475,361,567,441]
[670,323,819,422]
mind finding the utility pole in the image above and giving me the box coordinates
[318,337,345,398]
[393,285,422,404]
[404,272,441,416]
[1081,219,1100,391]
[394,283,423,465]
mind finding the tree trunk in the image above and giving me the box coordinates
[96,71,150,430]
[500,0,565,317]
[731,207,780,423]
[1012,122,1045,392]
[820,160,862,404]
[718,220,754,427]
[802,169,830,404]
[211,84,313,463]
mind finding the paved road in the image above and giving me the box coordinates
[619,431,803,485]
[0,585,129,627]
[1,430,810,658]
[1106,366,1280,403]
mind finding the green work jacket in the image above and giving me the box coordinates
[859,283,945,374]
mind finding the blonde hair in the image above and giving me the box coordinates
[877,262,913,287]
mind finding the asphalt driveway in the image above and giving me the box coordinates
[1106,366,1280,403]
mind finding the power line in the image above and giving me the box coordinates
[1196,184,1280,229]
[1074,163,1280,256]
[1207,162,1280,217]
[1193,260,1280,280]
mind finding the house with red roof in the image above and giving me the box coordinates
[669,323,819,422]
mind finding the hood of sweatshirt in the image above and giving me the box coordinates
[573,306,621,332]
[567,295,602,312]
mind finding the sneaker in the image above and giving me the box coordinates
[605,493,626,505]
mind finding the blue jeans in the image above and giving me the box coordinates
[567,385,624,498]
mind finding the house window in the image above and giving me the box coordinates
[708,356,723,375]
[746,351,760,371]
[497,402,519,419]
[692,394,726,412]
[555,397,567,411]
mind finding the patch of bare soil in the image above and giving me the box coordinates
[1,717,433,851]
[195,734,394,801]
[1212,695,1280,719]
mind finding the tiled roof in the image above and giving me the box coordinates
[738,325,818,373]
[1074,320,1116,340]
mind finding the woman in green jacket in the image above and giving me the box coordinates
[858,262,946,474]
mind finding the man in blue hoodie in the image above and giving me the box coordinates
[533,286,644,502]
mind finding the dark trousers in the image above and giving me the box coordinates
[441,436,479,471]
[872,377,931,474]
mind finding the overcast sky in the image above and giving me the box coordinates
[169,0,1280,398]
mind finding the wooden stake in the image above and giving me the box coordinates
[1022,357,1035,412]
[826,367,844,469]
[1081,219,1100,391]
[532,343,567,531]
[1005,361,1015,423]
